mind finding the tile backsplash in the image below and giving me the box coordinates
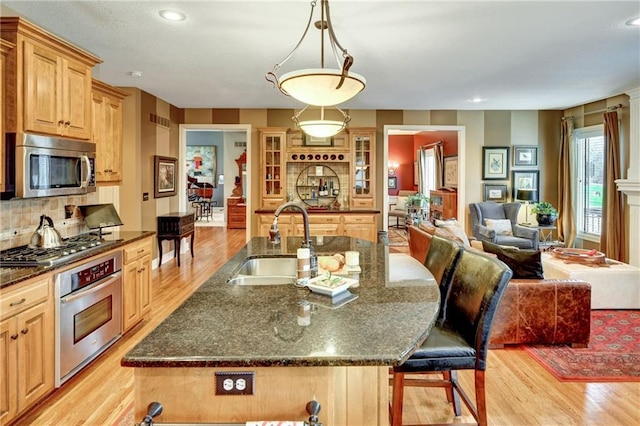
[0,193,98,251]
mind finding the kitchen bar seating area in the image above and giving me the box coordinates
[2,226,637,425]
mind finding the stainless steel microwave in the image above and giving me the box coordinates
[2,133,96,199]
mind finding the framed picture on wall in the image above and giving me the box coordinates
[513,146,538,167]
[512,170,539,200]
[388,176,397,189]
[483,183,508,203]
[154,156,177,198]
[482,147,510,180]
[443,156,458,188]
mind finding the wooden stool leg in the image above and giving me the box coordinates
[444,370,462,416]
[475,370,488,426]
[391,371,405,426]
[190,232,195,258]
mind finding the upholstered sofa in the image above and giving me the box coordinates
[408,225,592,348]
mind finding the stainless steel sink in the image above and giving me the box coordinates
[228,257,297,285]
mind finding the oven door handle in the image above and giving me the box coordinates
[60,272,122,304]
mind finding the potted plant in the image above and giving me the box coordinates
[531,201,558,226]
[406,193,429,208]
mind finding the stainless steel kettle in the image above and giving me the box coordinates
[29,215,64,249]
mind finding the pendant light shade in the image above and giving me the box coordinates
[266,0,365,106]
[293,105,351,138]
[279,69,365,107]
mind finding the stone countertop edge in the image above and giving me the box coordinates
[121,236,439,369]
[0,231,156,289]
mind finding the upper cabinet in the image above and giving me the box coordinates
[92,79,128,182]
[0,39,15,193]
[259,128,287,209]
[1,17,101,139]
[350,128,376,209]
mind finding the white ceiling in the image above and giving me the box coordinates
[2,1,639,111]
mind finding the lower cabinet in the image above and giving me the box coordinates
[122,237,153,333]
[0,276,54,425]
[257,213,378,242]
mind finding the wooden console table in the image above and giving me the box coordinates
[157,212,195,266]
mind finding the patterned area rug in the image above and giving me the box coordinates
[524,310,640,382]
[388,227,409,246]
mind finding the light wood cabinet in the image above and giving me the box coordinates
[259,128,287,208]
[92,79,128,182]
[350,128,376,209]
[258,213,378,243]
[122,238,153,333]
[0,275,54,425]
[0,17,101,139]
[0,39,14,193]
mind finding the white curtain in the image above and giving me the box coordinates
[417,144,443,195]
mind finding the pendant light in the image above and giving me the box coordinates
[266,0,366,106]
[292,105,351,138]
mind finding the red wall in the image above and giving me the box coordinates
[388,135,415,195]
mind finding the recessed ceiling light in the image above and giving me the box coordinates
[626,17,640,26]
[159,10,186,21]
[469,97,484,103]
[129,71,143,78]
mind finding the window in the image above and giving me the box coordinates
[418,148,437,192]
[573,125,604,240]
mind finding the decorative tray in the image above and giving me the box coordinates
[305,275,358,297]
[551,248,606,265]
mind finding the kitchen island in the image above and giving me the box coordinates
[122,236,439,425]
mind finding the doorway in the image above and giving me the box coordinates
[179,124,252,242]
[383,125,466,231]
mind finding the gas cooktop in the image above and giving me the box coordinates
[0,235,117,268]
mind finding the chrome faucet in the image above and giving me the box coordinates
[270,202,318,277]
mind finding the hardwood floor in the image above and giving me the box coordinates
[12,227,640,425]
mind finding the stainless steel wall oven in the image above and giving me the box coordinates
[54,251,122,387]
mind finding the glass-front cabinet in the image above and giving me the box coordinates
[260,128,286,209]
[350,128,376,209]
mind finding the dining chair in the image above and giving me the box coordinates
[423,234,463,325]
[390,249,513,426]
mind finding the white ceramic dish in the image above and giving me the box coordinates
[305,275,358,297]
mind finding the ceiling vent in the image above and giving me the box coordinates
[234,141,247,148]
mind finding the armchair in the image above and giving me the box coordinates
[469,202,539,250]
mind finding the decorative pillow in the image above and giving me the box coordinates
[484,218,513,236]
[395,197,407,211]
[432,218,470,247]
[435,224,471,248]
[418,221,437,234]
[481,241,544,279]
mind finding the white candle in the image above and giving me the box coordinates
[345,251,359,268]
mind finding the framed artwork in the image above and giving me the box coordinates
[482,147,510,180]
[513,146,538,167]
[483,183,508,203]
[512,170,539,200]
[443,156,458,188]
[304,134,333,147]
[186,145,217,184]
[154,156,177,198]
[388,176,397,189]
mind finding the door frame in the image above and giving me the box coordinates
[383,125,466,231]
[179,124,252,242]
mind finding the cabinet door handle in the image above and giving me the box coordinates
[58,119,65,125]
[9,298,26,307]
[10,334,18,340]
[65,121,71,126]
[20,329,28,335]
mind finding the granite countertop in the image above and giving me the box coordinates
[122,236,439,368]
[0,230,155,289]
